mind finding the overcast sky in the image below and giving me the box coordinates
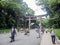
[23,0,47,16]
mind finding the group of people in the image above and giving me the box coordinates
[35,27,45,38]
[10,25,56,44]
[35,27,56,44]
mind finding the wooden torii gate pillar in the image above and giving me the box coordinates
[29,16,31,32]
[26,15,46,31]
[26,16,36,32]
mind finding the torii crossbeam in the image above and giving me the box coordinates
[25,14,47,31]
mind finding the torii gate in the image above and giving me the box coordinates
[25,15,47,31]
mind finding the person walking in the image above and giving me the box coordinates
[24,28,30,36]
[10,26,17,42]
[35,28,40,38]
[50,27,56,44]
[41,27,45,34]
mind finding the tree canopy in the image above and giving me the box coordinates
[36,0,60,28]
[0,0,35,29]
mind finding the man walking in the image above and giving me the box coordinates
[10,26,17,42]
[50,27,56,44]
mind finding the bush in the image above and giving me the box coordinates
[55,29,60,40]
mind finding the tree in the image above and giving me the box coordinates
[0,0,35,29]
[0,0,29,29]
[27,8,35,16]
[47,0,60,28]
[36,0,53,15]
[36,0,60,28]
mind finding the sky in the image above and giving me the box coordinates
[23,0,47,16]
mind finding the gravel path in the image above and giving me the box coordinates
[0,30,40,45]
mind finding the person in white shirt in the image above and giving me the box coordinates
[10,26,17,42]
[50,27,55,44]
[35,28,40,38]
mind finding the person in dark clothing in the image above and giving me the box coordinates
[50,27,55,44]
[10,26,17,42]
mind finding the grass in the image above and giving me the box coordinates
[55,29,60,40]
[0,29,11,33]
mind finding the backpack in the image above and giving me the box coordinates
[12,29,16,36]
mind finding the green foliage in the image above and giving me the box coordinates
[0,29,11,33]
[48,0,60,28]
[55,29,60,39]
[0,0,27,29]
[41,19,50,28]
[27,8,35,15]
[0,0,35,29]
[36,0,60,28]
